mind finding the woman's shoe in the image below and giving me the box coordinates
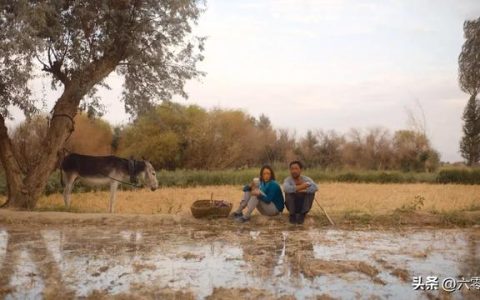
[231,211,243,218]
[236,216,250,223]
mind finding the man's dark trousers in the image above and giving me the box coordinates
[285,192,315,224]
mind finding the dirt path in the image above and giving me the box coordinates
[0,208,479,229]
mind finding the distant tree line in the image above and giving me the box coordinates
[11,102,441,172]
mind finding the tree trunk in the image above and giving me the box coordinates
[0,115,25,208]
[0,55,121,209]
[0,86,80,209]
[19,89,79,208]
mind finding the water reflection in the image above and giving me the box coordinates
[0,226,478,299]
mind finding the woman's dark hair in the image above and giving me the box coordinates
[289,160,303,169]
[260,165,276,182]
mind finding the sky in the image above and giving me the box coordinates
[12,0,480,162]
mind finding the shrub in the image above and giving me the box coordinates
[436,169,480,184]
[336,172,361,182]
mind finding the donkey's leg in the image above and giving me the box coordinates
[63,173,77,209]
[109,181,119,213]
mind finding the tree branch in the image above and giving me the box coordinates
[41,46,70,85]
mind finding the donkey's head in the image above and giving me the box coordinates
[143,160,158,191]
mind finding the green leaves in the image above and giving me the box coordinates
[0,0,205,117]
[459,93,480,166]
[459,18,480,96]
[458,18,480,166]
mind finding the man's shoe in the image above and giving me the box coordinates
[296,213,305,224]
[289,214,297,224]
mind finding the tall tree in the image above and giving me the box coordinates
[0,0,204,209]
[459,18,480,166]
[460,93,480,166]
[297,130,319,168]
[118,102,194,169]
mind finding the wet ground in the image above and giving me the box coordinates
[0,224,479,299]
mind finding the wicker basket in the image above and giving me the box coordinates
[191,199,232,218]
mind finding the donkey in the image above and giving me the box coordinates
[61,153,159,213]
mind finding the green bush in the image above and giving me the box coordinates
[371,172,402,183]
[336,172,361,182]
[436,169,480,184]
[334,171,426,184]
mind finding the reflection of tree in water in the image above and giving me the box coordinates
[459,230,480,298]
[0,227,203,299]
[0,227,162,298]
[460,231,480,277]
[0,229,74,298]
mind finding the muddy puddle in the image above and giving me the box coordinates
[0,225,478,299]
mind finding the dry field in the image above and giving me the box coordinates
[33,183,479,214]
[0,183,478,226]
[0,183,480,225]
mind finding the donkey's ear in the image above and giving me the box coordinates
[141,156,147,161]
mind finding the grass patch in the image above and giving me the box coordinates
[394,195,425,213]
[463,202,480,211]
[439,211,475,226]
[436,168,480,184]
[34,204,82,213]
